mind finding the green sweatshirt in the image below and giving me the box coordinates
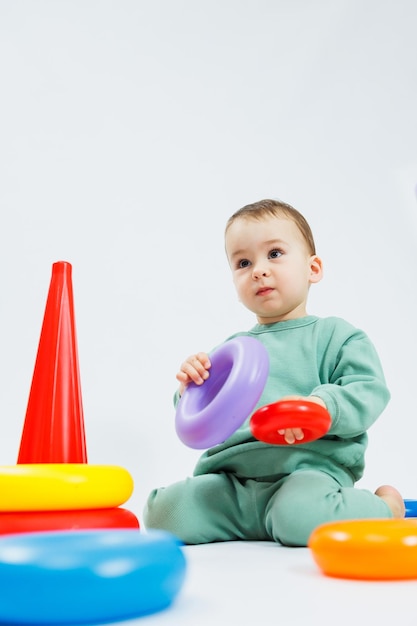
[184,316,390,485]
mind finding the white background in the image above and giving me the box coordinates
[1,0,416,523]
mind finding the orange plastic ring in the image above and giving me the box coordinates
[309,518,417,580]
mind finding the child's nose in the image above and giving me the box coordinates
[252,263,269,279]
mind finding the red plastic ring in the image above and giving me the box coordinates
[250,399,331,445]
[0,508,140,535]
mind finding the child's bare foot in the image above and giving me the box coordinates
[375,484,405,518]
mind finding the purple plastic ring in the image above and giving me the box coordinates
[175,336,269,449]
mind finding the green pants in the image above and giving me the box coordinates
[143,469,392,546]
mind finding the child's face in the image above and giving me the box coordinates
[225,216,322,324]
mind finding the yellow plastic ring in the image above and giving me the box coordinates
[0,465,134,511]
[309,518,417,580]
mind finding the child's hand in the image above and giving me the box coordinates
[176,352,211,396]
[277,395,327,445]
[277,427,305,445]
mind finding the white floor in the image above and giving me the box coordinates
[112,540,417,626]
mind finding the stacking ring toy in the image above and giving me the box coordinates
[250,399,331,445]
[0,508,140,535]
[0,464,134,511]
[0,529,186,623]
[176,336,269,449]
[404,499,417,517]
[309,519,417,580]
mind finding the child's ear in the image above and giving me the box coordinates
[309,255,323,284]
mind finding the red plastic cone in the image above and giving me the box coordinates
[17,261,88,463]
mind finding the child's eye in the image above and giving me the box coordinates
[238,259,251,269]
[269,249,283,259]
